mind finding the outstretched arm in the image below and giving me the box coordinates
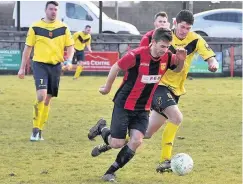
[99,51,136,95]
[207,57,218,72]
[18,45,33,79]
[99,63,121,95]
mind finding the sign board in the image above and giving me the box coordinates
[0,50,21,70]
[83,51,119,72]
[189,52,222,73]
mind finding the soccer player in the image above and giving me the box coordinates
[90,10,219,173]
[87,27,187,182]
[140,11,170,47]
[18,1,74,141]
[90,11,170,158]
[73,25,92,79]
[146,10,219,173]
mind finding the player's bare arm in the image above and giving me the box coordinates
[18,45,33,79]
[173,48,187,73]
[207,57,218,72]
[99,63,121,95]
[62,45,74,71]
[66,45,75,60]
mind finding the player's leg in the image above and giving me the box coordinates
[88,105,129,182]
[156,91,182,173]
[160,104,182,160]
[156,104,182,173]
[146,86,180,172]
[31,62,48,141]
[102,110,148,182]
[102,130,141,182]
[73,50,84,79]
[38,63,62,140]
[38,94,52,140]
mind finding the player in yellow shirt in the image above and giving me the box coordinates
[18,1,74,141]
[147,10,219,172]
[90,10,219,171]
[73,25,92,79]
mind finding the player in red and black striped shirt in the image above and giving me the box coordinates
[87,28,187,182]
[140,12,170,47]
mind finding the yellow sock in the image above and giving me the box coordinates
[39,104,50,130]
[74,65,83,79]
[33,101,44,129]
[160,122,179,162]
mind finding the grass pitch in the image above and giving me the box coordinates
[0,76,241,184]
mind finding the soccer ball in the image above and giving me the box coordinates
[171,153,193,176]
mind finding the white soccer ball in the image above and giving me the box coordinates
[171,153,193,176]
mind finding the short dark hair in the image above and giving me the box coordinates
[85,25,91,29]
[176,10,194,25]
[154,12,168,20]
[152,27,172,42]
[45,1,59,9]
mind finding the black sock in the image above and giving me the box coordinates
[104,145,135,175]
[101,127,111,145]
[116,145,135,168]
[105,162,119,175]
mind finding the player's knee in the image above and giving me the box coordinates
[44,96,52,105]
[37,94,46,102]
[173,112,183,125]
[36,89,47,102]
[129,138,143,148]
[110,140,126,149]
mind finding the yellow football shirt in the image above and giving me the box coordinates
[73,31,91,51]
[25,19,74,65]
[160,31,216,96]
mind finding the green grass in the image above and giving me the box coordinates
[0,76,241,184]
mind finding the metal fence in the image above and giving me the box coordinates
[0,39,242,77]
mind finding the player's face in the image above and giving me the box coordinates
[45,4,58,21]
[84,27,91,34]
[153,40,171,57]
[154,16,168,29]
[175,21,192,39]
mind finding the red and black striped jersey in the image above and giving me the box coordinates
[113,46,176,111]
[139,30,155,47]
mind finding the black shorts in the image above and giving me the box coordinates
[32,61,61,97]
[151,85,180,118]
[75,50,85,61]
[110,104,149,139]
